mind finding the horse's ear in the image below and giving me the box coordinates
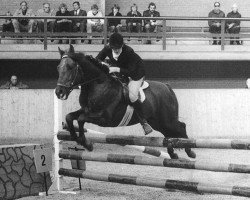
[69,44,75,53]
[58,47,65,57]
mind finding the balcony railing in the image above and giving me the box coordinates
[0,16,249,51]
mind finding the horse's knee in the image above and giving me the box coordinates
[77,114,86,124]
[66,113,74,122]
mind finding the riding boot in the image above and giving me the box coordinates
[133,100,153,135]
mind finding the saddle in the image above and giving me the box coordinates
[111,73,149,104]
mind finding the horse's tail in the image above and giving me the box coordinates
[165,83,179,120]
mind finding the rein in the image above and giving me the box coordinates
[59,54,101,90]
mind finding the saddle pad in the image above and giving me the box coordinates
[118,105,134,126]
[139,81,149,102]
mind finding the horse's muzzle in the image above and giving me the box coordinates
[55,85,71,100]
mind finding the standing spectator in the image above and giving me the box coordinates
[0,75,28,89]
[208,2,225,45]
[70,1,87,44]
[55,3,72,44]
[2,11,14,33]
[12,1,35,33]
[226,4,241,45]
[127,4,142,33]
[87,4,104,44]
[143,2,160,44]
[108,4,122,32]
[36,3,55,33]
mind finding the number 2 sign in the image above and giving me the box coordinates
[33,148,52,173]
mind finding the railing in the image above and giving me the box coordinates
[0,16,249,51]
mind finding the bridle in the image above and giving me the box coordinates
[57,54,101,91]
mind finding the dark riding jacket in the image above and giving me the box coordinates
[96,44,145,81]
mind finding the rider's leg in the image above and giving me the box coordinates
[128,78,153,135]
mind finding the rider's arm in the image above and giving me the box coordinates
[96,46,109,61]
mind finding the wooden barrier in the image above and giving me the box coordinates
[58,130,250,150]
[59,168,250,198]
[0,144,52,199]
[59,150,250,173]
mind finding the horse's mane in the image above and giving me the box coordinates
[69,52,109,75]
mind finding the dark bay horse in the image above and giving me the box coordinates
[55,45,196,159]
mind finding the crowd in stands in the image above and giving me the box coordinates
[208,2,241,45]
[1,1,243,45]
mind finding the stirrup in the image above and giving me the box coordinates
[141,122,153,135]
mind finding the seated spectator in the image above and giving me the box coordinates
[226,4,241,45]
[12,1,36,33]
[108,4,122,32]
[87,4,104,44]
[55,3,72,44]
[0,75,28,89]
[143,2,160,44]
[70,1,87,44]
[70,1,87,33]
[143,2,160,32]
[2,11,14,33]
[208,2,225,45]
[36,3,55,33]
[127,4,142,33]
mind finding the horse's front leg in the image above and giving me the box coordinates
[65,110,82,141]
[77,114,93,151]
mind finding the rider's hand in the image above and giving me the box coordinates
[109,67,120,73]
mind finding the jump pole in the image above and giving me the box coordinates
[59,150,250,174]
[59,168,250,198]
[58,131,250,150]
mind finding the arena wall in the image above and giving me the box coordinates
[0,89,250,139]
[106,0,250,27]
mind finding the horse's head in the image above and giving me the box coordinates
[55,45,83,100]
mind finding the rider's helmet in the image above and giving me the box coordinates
[109,32,124,49]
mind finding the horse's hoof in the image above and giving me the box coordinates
[84,140,94,152]
[169,153,179,159]
[62,122,68,130]
[77,137,93,152]
[186,150,196,159]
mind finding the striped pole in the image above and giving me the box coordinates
[59,168,250,197]
[59,150,250,173]
[85,129,171,159]
[58,131,250,150]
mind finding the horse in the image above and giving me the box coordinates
[55,45,196,159]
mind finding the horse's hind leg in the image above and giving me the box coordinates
[65,110,82,141]
[178,122,196,159]
[159,121,196,159]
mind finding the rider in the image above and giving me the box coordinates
[96,32,153,135]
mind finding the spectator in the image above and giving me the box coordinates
[87,4,104,44]
[55,3,72,44]
[143,2,161,44]
[108,4,122,32]
[127,4,142,33]
[2,11,14,33]
[208,2,225,45]
[12,1,36,33]
[70,1,87,44]
[226,4,241,45]
[36,3,55,33]
[70,1,87,33]
[0,75,28,89]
